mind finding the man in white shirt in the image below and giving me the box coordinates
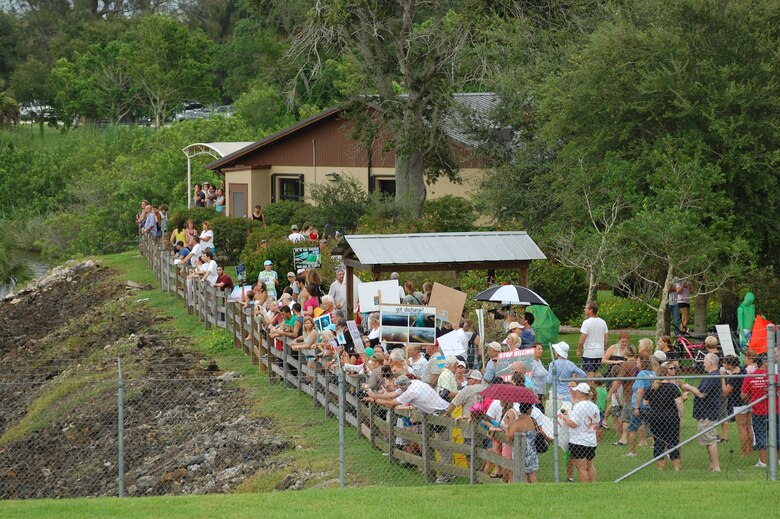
[407,344,428,378]
[577,301,609,376]
[328,268,347,309]
[198,249,218,286]
[368,376,449,415]
[288,224,306,243]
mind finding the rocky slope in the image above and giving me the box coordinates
[0,261,290,499]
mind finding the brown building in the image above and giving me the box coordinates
[205,93,498,218]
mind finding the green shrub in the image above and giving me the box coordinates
[239,237,299,287]
[597,298,657,329]
[168,207,218,228]
[309,176,370,232]
[262,200,315,228]
[210,217,261,265]
[203,328,233,354]
[421,195,476,232]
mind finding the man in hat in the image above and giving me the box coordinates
[483,341,504,383]
[366,375,449,416]
[258,259,279,299]
[547,341,587,403]
[437,356,465,401]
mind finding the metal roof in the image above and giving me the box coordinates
[183,142,255,160]
[337,231,546,266]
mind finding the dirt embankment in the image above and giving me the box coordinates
[0,262,290,499]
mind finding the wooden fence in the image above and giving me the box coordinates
[139,234,529,484]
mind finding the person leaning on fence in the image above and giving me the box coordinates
[646,363,684,471]
[740,354,780,469]
[682,353,722,472]
[482,341,504,383]
[558,383,599,483]
[214,266,234,292]
[198,249,218,286]
[503,402,541,483]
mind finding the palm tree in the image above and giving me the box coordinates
[0,234,31,289]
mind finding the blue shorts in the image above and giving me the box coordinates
[628,408,650,433]
[752,414,780,450]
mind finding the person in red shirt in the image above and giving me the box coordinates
[214,266,234,292]
[741,356,780,468]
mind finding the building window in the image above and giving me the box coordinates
[376,178,396,196]
[273,175,304,202]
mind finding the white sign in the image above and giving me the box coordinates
[358,280,401,312]
[379,304,436,345]
[715,324,737,357]
[437,330,466,357]
[347,320,365,354]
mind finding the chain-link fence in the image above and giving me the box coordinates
[9,233,766,498]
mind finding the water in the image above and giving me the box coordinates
[0,250,50,299]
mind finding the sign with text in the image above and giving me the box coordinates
[379,304,436,345]
[495,348,535,381]
[437,329,467,357]
[346,320,365,354]
[293,247,321,270]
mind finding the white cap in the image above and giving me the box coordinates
[573,382,591,394]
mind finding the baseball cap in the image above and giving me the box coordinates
[263,260,273,266]
[468,370,483,381]
[573,382,591,394]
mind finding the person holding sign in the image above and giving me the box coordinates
[258,260,279,299]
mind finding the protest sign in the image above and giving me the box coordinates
[428,283,467,324]
[228,284,253,302]
[314,313,332,332]
[358,280,401,312]
[715,324,737,356]
[437,330,466,357]
[347,320,365,354]
[380,304,436,345]
[293,247,321,270]
[495,348,535,381]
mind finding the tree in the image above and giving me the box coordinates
[289,1,491,218]
[608,140,750,337]
[0,92,20,128]
[120,15,217,128]
[52,40,139,125]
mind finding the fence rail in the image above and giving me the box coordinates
[139,234,527,484]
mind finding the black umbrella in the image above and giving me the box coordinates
[474,285,548,306]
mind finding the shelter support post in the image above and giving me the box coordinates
[346,265,354,320]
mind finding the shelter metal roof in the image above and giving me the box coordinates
[183,142,255,160]
[336,231,545,270]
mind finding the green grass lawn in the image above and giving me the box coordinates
[98,251,770,487]
[1,481,777,519]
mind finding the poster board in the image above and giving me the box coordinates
[228,284,253,302]
[346,320,365,354]
[428,283,467,324]
[495,348,535,381]
[380,304,436,345]
[437,330,466,357]
[293,247,321,270]
[358,280,401,312]
[314,313,332,332]
[715,324,737,357]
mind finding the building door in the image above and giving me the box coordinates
[229,183,248,218]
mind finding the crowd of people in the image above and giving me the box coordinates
[136,196,780,484]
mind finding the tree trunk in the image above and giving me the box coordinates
[694,292,708,336]
[395,151,426,218]
[586,269,597,304]
[655,266,674,339]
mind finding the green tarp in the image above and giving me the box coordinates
[528,305,560,345]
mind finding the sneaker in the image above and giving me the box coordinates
[567,477,574,483]
[624,452,637,457]
[435,475,452,484]
[755,460,767,468]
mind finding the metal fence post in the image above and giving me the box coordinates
[768,324,777,481]
[551,360,559,483]
[117,357,125,498]
[338,367,346,489]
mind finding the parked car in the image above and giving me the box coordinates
[174,103,205,122]
[213,105,233,117]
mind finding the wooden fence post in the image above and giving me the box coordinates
[511,433,526,484]
[420,413,433,483]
